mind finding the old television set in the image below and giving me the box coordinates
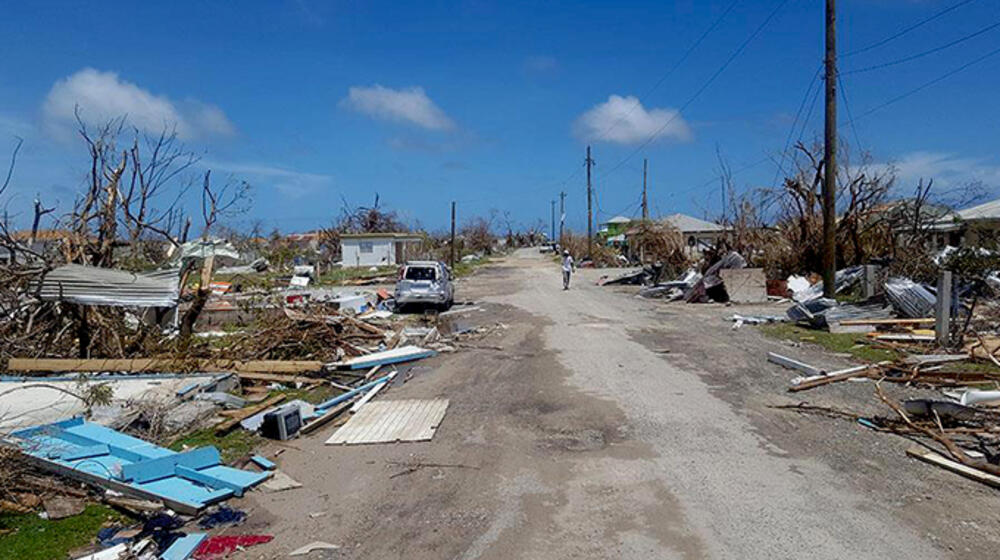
[260,405,302,440]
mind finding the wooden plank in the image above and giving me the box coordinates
[236,372,323,385]
[350,372,395,412]
[788,368,875,392]
[299,401,353,435]
[236,361,323,374]
[214,394,285,435]
[839,318,934,326]
[340,314,385,335]
[906,445,1000,489]
[326,399,449,445]
[6,357,322,374]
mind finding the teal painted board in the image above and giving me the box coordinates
[122,447,220,483]
[161,533,207,560]
[9,417,269,514]
[250,455,276,470]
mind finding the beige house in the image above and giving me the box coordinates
[661,214,729,255]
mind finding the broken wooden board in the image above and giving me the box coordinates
[719,268,767,303]
[259,470,302,493]
[327,345,436,370]
[326,399,449,445]
[299,400,353,435]
[214,394,286,435]
[6,358,323,374]
[906,445,1000,489]
[236,372,323,385]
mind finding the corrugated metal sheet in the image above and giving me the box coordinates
[662,213,726,233]
[35,264,181,307]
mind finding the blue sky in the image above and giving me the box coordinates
[2,0,999,234]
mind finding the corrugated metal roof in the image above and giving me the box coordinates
[35,264,181,307]
[340,232,423,240]
[662,213,726,233]
[958,198,1000,221]
[604,215,632,224]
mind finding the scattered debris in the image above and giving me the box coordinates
[260,470,303,493]
[289,541,341,556]
[193,535,274,559]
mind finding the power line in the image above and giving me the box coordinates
[838,74,863,156]
[591,0,742,143]
[844,0,977,57]
[849,44,1000,124]
[598,0,791,181]
[844,19,1000,75]
[771,63,823,189]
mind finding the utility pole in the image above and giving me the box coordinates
[822,0,838,297]
[585,145,595,260]
[559,191,566,247]
[550,200,556,242]
[641,158,649,221]
[450,201,456,270]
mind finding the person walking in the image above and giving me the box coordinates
[561,250,575,290]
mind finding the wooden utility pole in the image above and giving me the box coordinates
[450,201,456,270]
[641,158,649,221]
[585,145,595,260]
[550,200,556,242]
[559,191,566,246]
[822,0,838,297]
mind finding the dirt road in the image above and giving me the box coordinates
[243,249,1000,559]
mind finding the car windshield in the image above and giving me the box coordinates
[404,266,437,281]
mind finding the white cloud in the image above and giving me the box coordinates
[340,85,454,130]
[891,151,1000,188]
[573,94,692,145]
[42,68,235,140]
[202,159,332,198]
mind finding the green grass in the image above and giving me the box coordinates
[275,384,339,405]
[759,323,900,363]
[166,386,338,463]
[169,426,263,464]
[0,505,125,560]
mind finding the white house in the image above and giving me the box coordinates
[340,233,424,268]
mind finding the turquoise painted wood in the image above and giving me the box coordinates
[9,417,268,514]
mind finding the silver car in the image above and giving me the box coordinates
[394,260,454,310]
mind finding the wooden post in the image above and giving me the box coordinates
[642,158,649,221]
[449,201,456,270]
[559,191,566,247]
[936,270,952,348]
[585,146,594,260]
[822,0,838,297]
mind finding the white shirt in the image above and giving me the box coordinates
[562,255,574,272]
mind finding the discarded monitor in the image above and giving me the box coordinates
[260,405,302,441]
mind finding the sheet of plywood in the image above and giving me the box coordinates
[325,399,448,445]
[720,268,767,303]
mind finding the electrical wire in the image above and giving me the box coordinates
[844,20,1000,75]
[771,63,823,189]
[838,74,863,155]
[590,0,742,143]
[598,0,792,181]
[844,0,978,57]
[849,44,1000,124]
